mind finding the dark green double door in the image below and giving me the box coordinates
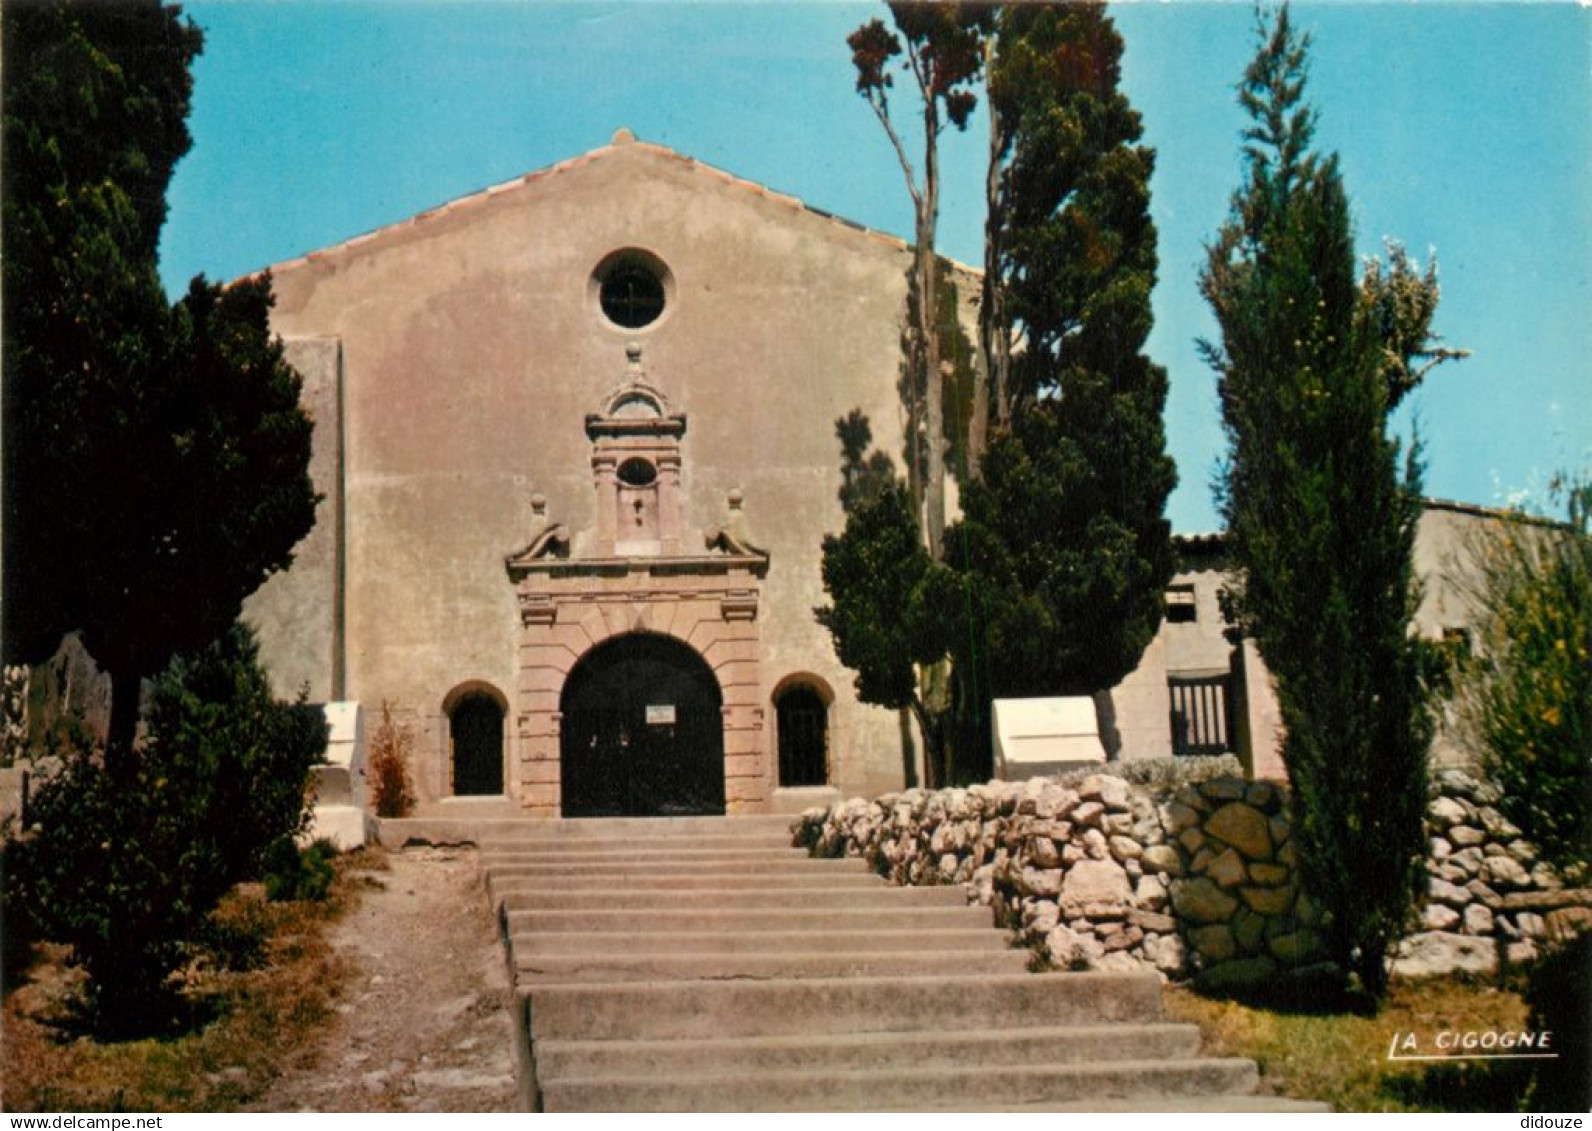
[559,634,725,818]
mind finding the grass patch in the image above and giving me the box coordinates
[2,848,387,1112]
[1165,974,1538,1112]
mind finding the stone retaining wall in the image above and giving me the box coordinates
[795,764,1582,985]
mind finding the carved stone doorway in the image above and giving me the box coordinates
[559,633,725,817]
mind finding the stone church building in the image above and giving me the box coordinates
[229,129,1487,821]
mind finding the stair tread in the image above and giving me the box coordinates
[538,1021,1202,1056]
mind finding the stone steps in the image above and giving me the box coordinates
[503,904,994,934]
[487,867,884,890]
[539,1057,1262,1113]
[476,814,1303,1112]
[534,1022,1205,1077]
[490,882,968,911]
[510,927,1013,955]
[511,947,1033,982]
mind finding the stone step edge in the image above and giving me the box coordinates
[520,969,1160,1001]
[512,947,1027,970]
[545,1055,1259,1091]
[508,928,1013,951]
[536,1021,1204,1059]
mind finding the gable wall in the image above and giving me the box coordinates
[254,141,927,803]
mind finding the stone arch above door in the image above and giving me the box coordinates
[502,345,771,817]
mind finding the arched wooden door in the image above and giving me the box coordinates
[559,633,725,817]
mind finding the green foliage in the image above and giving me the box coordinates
[947,4,1175,771]
[951,400,1173,700]
[1525,930,1592,1111]
[1,0,318,756]
[817,479,946,714]
[1459,480,1592,879]
[367,701,418,819]
[1199,6,1450,1000]
[8,624,326,1035]
[262,837,337,903]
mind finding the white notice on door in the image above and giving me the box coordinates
[645,704,676,725]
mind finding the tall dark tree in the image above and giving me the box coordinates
[2,0,318,757]
[848,3,988,562]
[947,2,1175,764]
[1199,6,1458,999]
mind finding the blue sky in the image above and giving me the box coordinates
[159,1,1590,532]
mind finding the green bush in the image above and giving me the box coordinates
[8,623,326,1035]
[1525,930,1592,1111]
[262,837,336,903]
[1459,478,1591,880]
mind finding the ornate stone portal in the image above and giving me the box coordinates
[504,345,771,817]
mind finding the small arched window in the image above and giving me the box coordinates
[450,692,504,796]
[775,683,828,787]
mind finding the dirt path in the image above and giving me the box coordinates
[253,847,520,1113]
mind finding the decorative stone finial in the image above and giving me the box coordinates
[611,127,636,146]
[625,341,645,381]
[727,488,744,511]
[531,493,547,516]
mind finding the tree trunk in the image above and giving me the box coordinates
[978,68,1012,450]
[106,665,142,771]
[908,695,943,791]
[918,112,945,563]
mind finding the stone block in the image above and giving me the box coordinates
[1423,903,1462,931]
[1206,802,1274,860]
[1428,795,1467,827]
[1171,877,1240,924]
[1077,773,1130,810]
[1484,855,1531,889]
[1240,884,1294,916]
[1464,903,1495,935]
[1072,801,1106,829]
[1392,931,1497,977]
[1060,858,1132,913]
[1448,824,1486,847]
[1268,930,1327,965]
[1248,862,1290,886]
[1141,844,1182,877]
[1232,908,1267,953]
[1200,777,1248,803]
[1428,877,1470,906]
[1179,828,1206,854]
[1143,932,1187,975]
[1108,835,1143,862]
[1130,909,1177,933]
[1045,924,1104,967]
[1164,801,1202,833]
[1208,847,1248,889]
[1134,874,1168,910]
[1102,925,1145,953]
[1190,924,1237,961]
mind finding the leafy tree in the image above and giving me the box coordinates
[848,2,988,561]
[1457,478,1591,880]
[817,427,953,783]
[1,0,318,758]
[1199,6,1458,999]
[10,624,326,1035]
[951,3,1175,741]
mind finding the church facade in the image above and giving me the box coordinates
[240,131,1486,819]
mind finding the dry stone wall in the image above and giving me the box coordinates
[795,764,1581,986]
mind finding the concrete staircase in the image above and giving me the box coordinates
[478,815,1324,1112]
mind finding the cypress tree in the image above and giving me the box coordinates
[1200,6,1456,999]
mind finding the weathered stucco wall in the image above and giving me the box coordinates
[251,133,965,807]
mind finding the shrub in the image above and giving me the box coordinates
[1525,930,1592,1111]
[262,837,336,903]
[367,701,417,818]
[7,623,325,1036]
[1457,478,1591,880]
